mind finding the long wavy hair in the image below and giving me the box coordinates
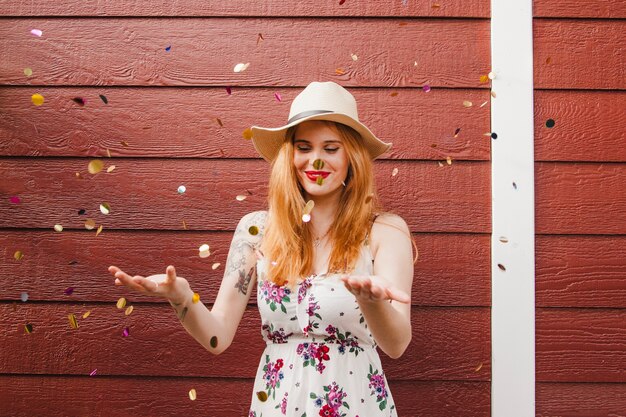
[261,121,380,287]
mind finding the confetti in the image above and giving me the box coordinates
[454,128,461,137]
[499,236,508,243]
[122,327,130,337]
[99,94,108,104]
[463,100,473,108]
[90,369,98,376]
[216,118,223,127]
[491,133,498,139]
[479,75,489,83]
[249,225,259,236]
[78,209,86,215]
[225,86,232,95]
[432,3,441,8]
[106,149,111,158]
[125,306,134,316]
[390,92,399,97]
[9,196,21,204]
[30,29,43,37]
[182,220,188,229]
[31,93,44,106]
[302,214,311,223]
[24,68,33,77]
[212,263,221,270]
[475,363,483,372]
[302,200,315,222]
[512,182,517,190]
[68,313,79,329]
[274,92,282,102]
[165,45,171,52]
[422,85,431,93]
[497,264,506,271]
[199,244,211,258]
[106,165,116,173]
[233,63,250,73]
[391,168,399,177]
[242,128,253,140]
[437,161,444,167]
[546,57,552,65]
[313,159,324,170]
[491,91,497,98]
[365,194,373,204]
[350,53,358,61]
[120,140,129,147]
[84,219,96,230]
[257,391,268,402]
[192,293,200,304]
[96,225,103,236]
[14,250,24,261]
[257,33,264,45]
[480,100,489,108]
[116,297,127,309]
[24,323,33,334]
[335,68,345,75]
[20,292,28,302]
[53,224,63,232]
[210,336,218,348]
[189,388,197,401]
[545,119,555,128]
[72,97,86,106]
[82,311,91,319]
[88,159,104,174]
[488,72,495,80]
[64,287,74,295]
[177,185,186,194]
[100,202,111,215]
[316,176,324,186]
[446,156,452,165]
[236,195,247,201]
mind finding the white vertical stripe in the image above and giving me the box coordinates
[490,0,536,416]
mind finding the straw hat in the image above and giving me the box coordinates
[251,81,391,162]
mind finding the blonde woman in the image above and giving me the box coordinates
[109,81,414,416]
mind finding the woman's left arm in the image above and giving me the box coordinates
[341,213,414,359]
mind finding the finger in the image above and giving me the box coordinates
[369,285,386,300]
[343,279,362,297]
[385,287,411,304]
[114,271,144,292]
[133,276,158,292]
[114,278,122,286]
[165,265,177,284]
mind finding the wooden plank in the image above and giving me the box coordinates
[0,0,490,18]
[536,308,626,383]
[533,0,626,18]
[0,376,491,417]
[534,19,626,90]
[0,304,491,381]
[0,230,491,307]
[535,162,626,234]
[0,158,492,233]
[0,86,491,161]
[0,18,491,87]
[534,90,626,162]
[536,382,626,417]
[536,235,626,308]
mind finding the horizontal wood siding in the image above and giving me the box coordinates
[533,6,626,415]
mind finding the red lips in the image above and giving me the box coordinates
[305,171,330,182]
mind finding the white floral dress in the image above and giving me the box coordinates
[248,243,398,417]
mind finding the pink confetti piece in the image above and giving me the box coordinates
[30,29,43,37]
[72,97,86,106]
[64,287,74,295]
[225,87,232,95]
[122,327,130,337]
[422,85,431,92]
[90,369,98,376]
[274,92,282,102]
[9,196,21,204]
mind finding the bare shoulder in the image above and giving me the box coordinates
[234,211,268,237]
[370,212,411,256]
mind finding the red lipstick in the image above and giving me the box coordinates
[305,171,330,182]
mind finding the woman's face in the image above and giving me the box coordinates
[293,121,350,199]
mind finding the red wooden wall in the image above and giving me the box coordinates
[533,0,626,416]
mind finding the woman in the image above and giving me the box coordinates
[109,81,414,416]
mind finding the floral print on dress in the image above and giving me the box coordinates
[310,382,350,417]
[262,354,284,400]
[259,279,291,313]
[324,324,364,356]
[262,323,293,344]
[367,364,391,411]
[297,342,331,374]
[274,392,288,415]
[303,292,322,335]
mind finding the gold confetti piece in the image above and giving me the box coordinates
[446,156,452,165]
[546,57,552,64]
[106,149,111,158]
[475,363,483,372]
[68,313,79,329]
[335,68,345,75]
[189,388,197,401]
[365,194,373,204]
[312,159,324,170]
[316,176,324,186]
[88,160,104,174]
[54,224,63,232]
[216,118,223,127]
[192,293,200,304]
[182,220,188,230]
[463,100,473,108]
[116,297,127,309]
[125,305,134,316]
[432,3,441,8]
[499,236,509,243]
[84,219,96,230]
[257,391,268,402]
[75,172,83,179]
[479,75,489,83]
[256,33,264,45]
[100,202,111,215]
[96,225,103,236]
[14,250,24,261]
[212,262,221,270]
[497,263,506,271]
[242,128,253,140]
[303,200,315,215]
[350,53,358,61]
[82,311,91,319]
[31,93,44,106]
[24,323,33,334]
[390,92,398,97]
[233,62,250,73]
[491,91,497,98]
[210,336,218,348]
[391,168,399,177]
[106,165,116,173]
[249,225,259,236]
[236,195,247,201]
[480,101,488,108]
[121,140,129,147]
[24,68,33,77]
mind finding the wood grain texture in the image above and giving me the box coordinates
[536,235,626,308]
[0,304,491,381]
[534,0,626,18]
[0,0,490,18]
[0,376,491,417]
[534,19,626,90]
[0,18,491,88]
[0,158,492,233]
[0,86,492,161]
[534,90,626,162]
[0,230,491,307]
[536,308,626,383]
[536,382,626,417]
[535,162,626,234]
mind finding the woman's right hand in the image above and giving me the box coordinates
[108,265,192,305]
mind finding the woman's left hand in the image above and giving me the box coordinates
[340,275,411,304]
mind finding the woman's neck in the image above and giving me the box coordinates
[305,190,341,235]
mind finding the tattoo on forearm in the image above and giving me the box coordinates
[170,301,188,323]
[234,266,256,295]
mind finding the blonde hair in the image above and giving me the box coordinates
[261,121,380,287]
